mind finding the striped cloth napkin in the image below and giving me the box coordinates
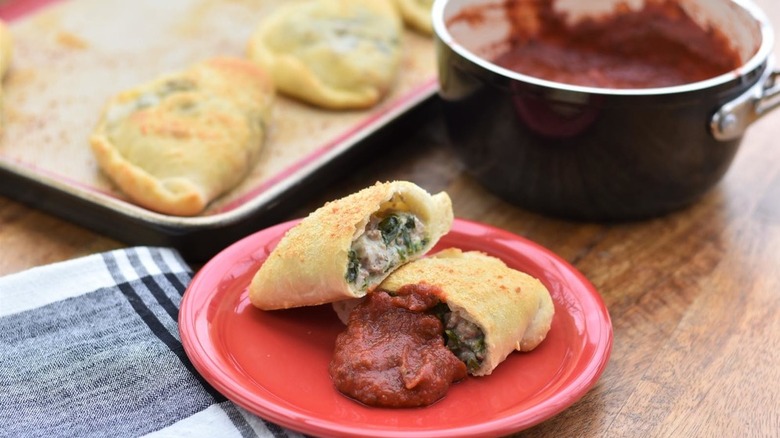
[0,247,302,438]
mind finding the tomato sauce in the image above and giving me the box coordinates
[329,284,467,408]
[490,0,742,88]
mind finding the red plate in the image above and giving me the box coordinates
[179,218,612,437]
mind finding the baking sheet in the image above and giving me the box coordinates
[0,0,438,260]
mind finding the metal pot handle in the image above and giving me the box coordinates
[711,63,780,141]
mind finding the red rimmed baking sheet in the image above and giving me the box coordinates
[0,0,438,260]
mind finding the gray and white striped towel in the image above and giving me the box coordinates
[0,247,303,438]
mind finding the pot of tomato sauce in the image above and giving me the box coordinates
[433,0,780,220]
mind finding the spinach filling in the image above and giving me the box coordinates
[346,250,360,284]
[345,211,429,289]
[378,213,425,252]
[444,326,486,373]
[373,296,486,373]
[432,303,486,373]
[442,310,486,373]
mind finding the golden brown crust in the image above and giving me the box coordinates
[89,57,274,216]
[246,0,402,109]
[249,181,453,310]
[378,248,554,376]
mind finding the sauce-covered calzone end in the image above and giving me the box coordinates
[330,249,554,407]
[248,181,453,310]
[377,249,554,376]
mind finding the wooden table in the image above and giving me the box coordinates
[3,2,780,436]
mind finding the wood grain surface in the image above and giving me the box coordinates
[2,1,780,436]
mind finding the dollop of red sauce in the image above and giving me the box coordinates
[486,0,743,88]
[329,284,467,408]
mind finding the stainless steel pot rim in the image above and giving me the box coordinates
[432,0,775,97]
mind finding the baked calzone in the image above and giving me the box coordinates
[328,248,554,407]
[246,0,402,110]
[333,249,554,376]
[90,57,274,216]
[249,181,453,310]
[370,248,554,376]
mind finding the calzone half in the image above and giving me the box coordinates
[246,0,402,110]
[334,248,555,376]
[90,57,274,216]
[249,181,453,310]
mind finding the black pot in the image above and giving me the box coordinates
[433,0,780,220]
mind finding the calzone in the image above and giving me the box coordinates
[246,0,402,110]
[334,248,555,376]
[90,57,274,216]
[249,181,453,310]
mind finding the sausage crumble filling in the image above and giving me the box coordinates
[436,306,487,373]
[346,211,428,290]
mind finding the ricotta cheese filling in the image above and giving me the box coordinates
[346,211,427,290]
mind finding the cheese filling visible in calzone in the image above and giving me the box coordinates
[440,308,486,372]
[248,181,453,310]
[347,210,428,290]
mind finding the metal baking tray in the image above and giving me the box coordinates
[0,0,438,261]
